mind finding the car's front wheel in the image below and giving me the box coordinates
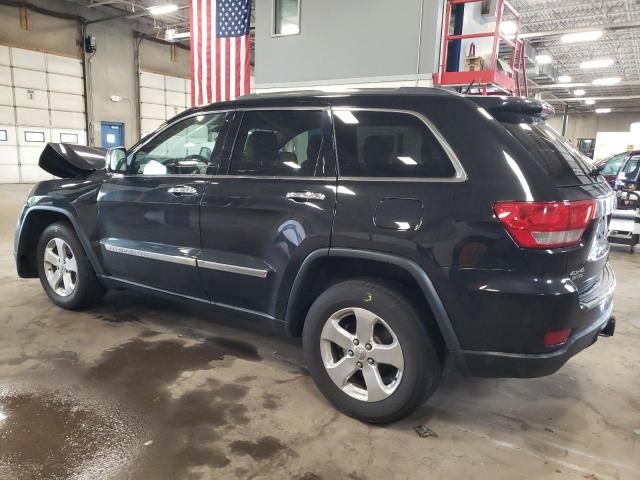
[303,278,442,424]
[37,222,106,310]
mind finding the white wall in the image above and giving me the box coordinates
[549,112,640,143]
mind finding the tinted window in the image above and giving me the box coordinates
[131,113,226,175]
[229,110,327,176]
[600,153,625,175]
[332,110,456,178]
[501,121,595,186]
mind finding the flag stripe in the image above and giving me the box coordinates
[189,0,195,106]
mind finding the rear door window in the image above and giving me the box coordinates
[501,121,595,186]
[228,109,329,177]
[332,109,456,178]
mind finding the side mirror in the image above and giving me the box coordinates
[107,147,127,173]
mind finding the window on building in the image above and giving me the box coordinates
[229,110,327,176]
[273,0,300,36]
[332,110,456,178]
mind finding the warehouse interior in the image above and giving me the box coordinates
[0,0,639,479]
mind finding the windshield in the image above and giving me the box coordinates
[599,153,626,176]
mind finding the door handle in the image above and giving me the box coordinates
[167,185,198,196]
[286,191,326,202]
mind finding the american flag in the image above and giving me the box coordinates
[190,0,251,106]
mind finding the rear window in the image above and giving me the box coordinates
[501,120,596,187]
[332,110,456,178]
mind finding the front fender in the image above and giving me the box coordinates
[15,202,104,278]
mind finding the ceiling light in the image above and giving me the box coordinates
[535,55,553,65]
[558,75,572,83]
[148,4,178,15]
[561,30,603,44]
[592,76,622,86]
[595,108,612,114]
[573,89,586,96]
[500,21,518,36]
[334,110,359,124]
[580,58,614,69]
[584,99,596,105]
[397,156,418,165]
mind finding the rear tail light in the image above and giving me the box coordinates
[494,200,595,249]
[544,329,571,347]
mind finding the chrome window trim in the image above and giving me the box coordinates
[212,175,328,181]
[197,259,269,278]
[330,107,468,182]
[101,241,196,267]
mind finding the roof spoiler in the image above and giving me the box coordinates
[468,96,555,120]
[39,143,107,178]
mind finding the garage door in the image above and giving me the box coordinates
[0,45,87,183]
[140,71,190,138]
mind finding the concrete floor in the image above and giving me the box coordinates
[0,183,638,480]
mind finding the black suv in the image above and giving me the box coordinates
[14,89,616,423]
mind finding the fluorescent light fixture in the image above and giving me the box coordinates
[283,161,301,170]
[334,110,359,124]
[395,221,411,230]
[592,76,621,86]
[500,21,518,36]
[561,30,603,44]
[397,156,417,165]
[573,89,586,96]
[580,58,613,69]
[595,108,612,114]
[165,28,191,41]
[584,99,596,105]
[535,55,553,65]
[558,75,572,83]
[148,4,178,15]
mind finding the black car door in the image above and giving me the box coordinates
[97,110,231,299]
[199,107,337,319]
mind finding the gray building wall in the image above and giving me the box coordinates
[254,0,445,89]
[0,0,190,147]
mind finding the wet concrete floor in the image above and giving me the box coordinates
[0,183,639,479]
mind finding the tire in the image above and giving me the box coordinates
[36,222,106,310]
[303,278,442,424]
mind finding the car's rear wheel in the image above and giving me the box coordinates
[303,278,442,424]
[37,222,106,310]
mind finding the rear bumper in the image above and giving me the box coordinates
[455,263,616,378]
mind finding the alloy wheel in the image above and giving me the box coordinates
[319,307,405,402]
[43,238,78,297]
